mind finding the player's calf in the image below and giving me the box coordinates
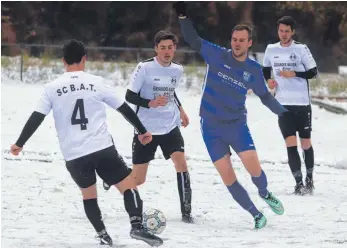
[227,181,262,218]
[83,198,112,245]
[287,146,304,192]
[177,171,194,223]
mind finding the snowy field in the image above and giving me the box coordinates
[1,81,347,248]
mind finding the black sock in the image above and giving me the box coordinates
[303,146,314,180]
[83,198,105,233]
[124,189,143,228]
[177,172,192,215]
[287,146,303,184]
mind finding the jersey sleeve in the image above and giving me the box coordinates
[301,45,317,70]
[35,85,52,115]
[128,62,146,93]
[99,81,125,110]
[200,39,226,64]
[249,67,269,97]
[263,45,272,67]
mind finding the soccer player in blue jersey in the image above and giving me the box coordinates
[174,2,286,229]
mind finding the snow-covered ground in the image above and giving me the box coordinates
[1,82,347,248]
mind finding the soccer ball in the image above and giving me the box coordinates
[142,208,166,234]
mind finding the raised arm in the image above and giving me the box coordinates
[174,2,202,51]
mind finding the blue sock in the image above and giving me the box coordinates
[252,170,269,198]
[227,181,260,217]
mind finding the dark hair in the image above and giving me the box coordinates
[231,24,253,40]
[63,39,86,65]
[154,30,178,46]
[277,16,296,31]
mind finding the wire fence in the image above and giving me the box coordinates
[1,43,207,82]
[1,43,347,99]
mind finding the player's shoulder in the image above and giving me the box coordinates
[142,57,155,63]
[203,39,227,51]
[292,40,308,49]
[293,40,306,48]
[140,57,155,66]
[171,60,182,66]
[265,42,280,50]
[80,71,103,80]
[246,57,262,69]
[171,60,184,71]
[135,57,155,69]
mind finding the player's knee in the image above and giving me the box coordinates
[175,162,188,172]
[81,184,97,200]
[285,136,297,147]
[135,176,146,186]
[300,138,312,150]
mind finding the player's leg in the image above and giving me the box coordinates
[298,105,314,193]
[96,146,163,247]
[161,127,193,223]
[65,153,112,246]
[131,133,158,186]
[102,134,155,190]
[279,106,305,194]
[238,150,284,216]
[213,154,267,229]
[230,121,284,216]
[201,119,266,229]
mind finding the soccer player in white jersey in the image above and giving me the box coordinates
[10,40,164,247]
[123,30,193,223]
[262,16,318,195]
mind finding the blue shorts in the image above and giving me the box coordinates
[200,117,256,163]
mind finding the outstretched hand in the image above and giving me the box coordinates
[173,2,187,17]
[10,144,22,156]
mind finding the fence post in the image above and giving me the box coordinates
[136,50,140,62]
[20,43,24,82]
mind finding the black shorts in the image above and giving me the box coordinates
[66,146,131,189]
[132,126,184,164]
[278,105,312,139]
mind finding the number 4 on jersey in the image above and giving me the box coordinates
[71,99,88,130]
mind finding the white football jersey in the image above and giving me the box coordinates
[128,57,183,135]
[263,41,317,105]
[35,71,124,161]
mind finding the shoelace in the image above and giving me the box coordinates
[266,194,279,204]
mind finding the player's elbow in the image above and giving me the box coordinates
[307,67,318,79]
[125,89,136,103]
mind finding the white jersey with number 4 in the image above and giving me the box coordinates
[35,71,124,161]
[263,41,317,105]
[128,57,183,135]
